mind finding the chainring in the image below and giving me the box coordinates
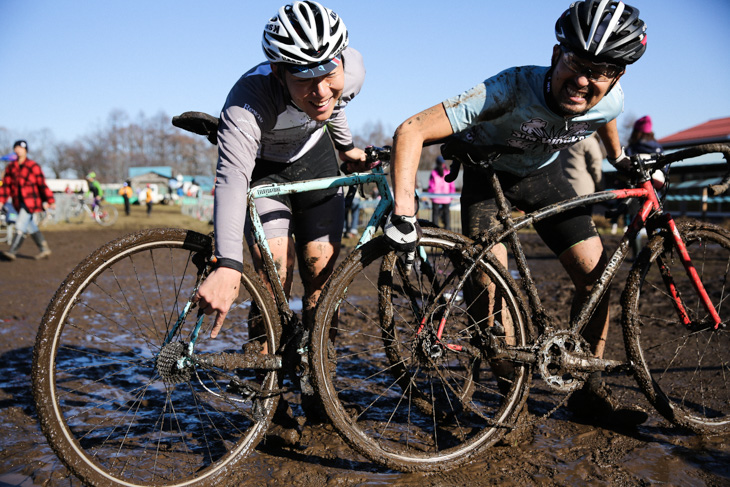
[537,330,591,393]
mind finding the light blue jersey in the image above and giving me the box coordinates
[443,66,623,176]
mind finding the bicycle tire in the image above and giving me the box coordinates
[623,220,730,433]
[67,201,86,223]
[311,228,532,471]
[32,228,281,486]
[95,203,119,226]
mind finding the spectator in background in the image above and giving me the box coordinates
[119,181,133,216]
[145,184,153,216]
[626,115,662,157]
[427,156,455,230]
[559,132,605,196]
[86,172,103,209]
[0,140,54,260]
[343,186,361,239]
[625,115,663,256]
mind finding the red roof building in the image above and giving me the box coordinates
[658,117,730,149]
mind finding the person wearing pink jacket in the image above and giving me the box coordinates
[427,156,455,230]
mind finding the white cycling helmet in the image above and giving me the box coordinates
[262,1,348,78]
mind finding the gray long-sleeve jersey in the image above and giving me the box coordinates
[214,47,365,267]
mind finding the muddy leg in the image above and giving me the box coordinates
[558,236,609,358]
[250,237,296,353]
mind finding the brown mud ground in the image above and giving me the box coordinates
[1,206,729,486]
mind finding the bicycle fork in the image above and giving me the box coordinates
[627,180,724,331]
[656,216,723,329]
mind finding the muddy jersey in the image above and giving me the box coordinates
[214,47,365,265]
[442,65,623,177]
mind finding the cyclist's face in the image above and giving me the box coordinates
[284,64,344,121]
[549,45,624,116]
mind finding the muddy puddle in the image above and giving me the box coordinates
[1,229,729,486]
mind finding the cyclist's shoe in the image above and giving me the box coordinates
[297,349,330,424]
[264,399,301,447]
[567,372,648,428]
[300,341,336,425]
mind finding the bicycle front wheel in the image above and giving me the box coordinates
[623,220,730,432]
[311,228,532,471]
[94,203,118,226]
[32,228,281,486]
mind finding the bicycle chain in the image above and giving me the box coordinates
[424,346,577,433]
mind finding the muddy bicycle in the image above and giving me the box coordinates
[30,112,458,486]
[310,142,730,472]
[66,194,119,226]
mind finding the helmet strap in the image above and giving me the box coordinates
[270,63,294,102]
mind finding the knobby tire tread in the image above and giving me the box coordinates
[311,227,532,471]
[32,227,281,486]
[622,220,730,433]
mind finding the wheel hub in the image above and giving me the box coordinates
[156,341,193,384]
[413,329,444,365]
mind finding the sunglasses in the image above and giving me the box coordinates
[559,46,623,82]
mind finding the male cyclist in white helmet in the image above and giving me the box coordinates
[193,1,367,429]
[386,0,648,426]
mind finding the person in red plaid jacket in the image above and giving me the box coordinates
[0,140,55,260]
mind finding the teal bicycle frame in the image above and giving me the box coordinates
[247,163,394,322]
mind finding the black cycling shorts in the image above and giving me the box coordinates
[460,161,598,256]
[244,134,344,246]
[250,134,340,209]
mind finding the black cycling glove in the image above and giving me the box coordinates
[384,214,422,251]
[384,214,422,272]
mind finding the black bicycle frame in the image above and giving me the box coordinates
[449,164,721,341]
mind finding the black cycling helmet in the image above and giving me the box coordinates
[555,0,647,65]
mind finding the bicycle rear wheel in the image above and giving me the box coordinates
[623,220,730,432]
[94,203,118,226]
[32,228,281,486]
[311,228,531,471]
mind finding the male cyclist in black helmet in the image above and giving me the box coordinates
[192,1,367,429]
[386,0,648,426]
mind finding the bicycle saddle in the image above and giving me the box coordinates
[172,111,220,145]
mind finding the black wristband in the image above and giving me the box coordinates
[334,142,355,153]
[215,257,244,273]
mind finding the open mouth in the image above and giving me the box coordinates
[310,98,332,111]
[565,85,589,103]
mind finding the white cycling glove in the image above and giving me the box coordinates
[608,147,632,172]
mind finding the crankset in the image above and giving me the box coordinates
[536,331,592,393]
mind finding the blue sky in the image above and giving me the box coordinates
[1,0,729,149]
